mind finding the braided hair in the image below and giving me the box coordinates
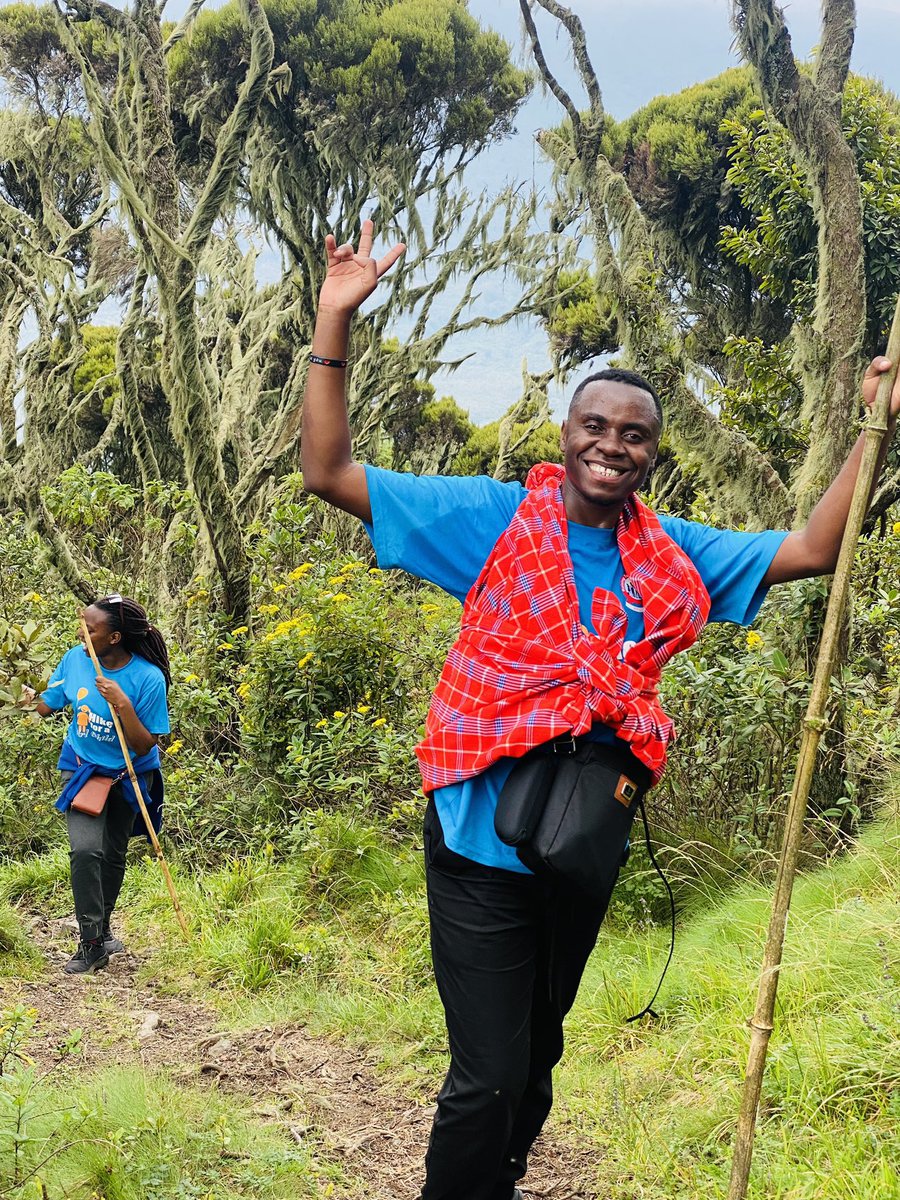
[94,595,171,690]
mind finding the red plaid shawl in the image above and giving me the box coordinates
[415,463,711,790]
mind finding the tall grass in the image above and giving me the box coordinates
[0,1054,341,1198]
[2,805,897,1197]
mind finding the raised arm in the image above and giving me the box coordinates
[300,220,405,522]
[763,356,900,585]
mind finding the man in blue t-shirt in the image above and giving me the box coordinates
[300,221,900,1200]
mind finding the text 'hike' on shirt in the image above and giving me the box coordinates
[41,647,170,770]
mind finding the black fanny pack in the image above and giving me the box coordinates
[494,735,651,901]
[494,735,674,1022]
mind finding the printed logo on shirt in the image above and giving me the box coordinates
[74,696,117,744]
[621,574,644,613]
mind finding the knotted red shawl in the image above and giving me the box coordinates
[415,463,711,790]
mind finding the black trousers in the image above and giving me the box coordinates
[421,798,618,1200]
[65,779,134,942]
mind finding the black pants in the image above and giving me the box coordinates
[65,779,135,942]
[421,798,618,1200]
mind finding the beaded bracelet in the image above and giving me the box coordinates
[310,354,348,369]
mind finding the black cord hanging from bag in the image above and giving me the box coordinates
[626,795,676,1023]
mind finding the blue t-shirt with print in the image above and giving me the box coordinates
[363,466,789,872]
[41,646,170,770]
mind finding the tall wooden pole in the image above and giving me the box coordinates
[80,618,191,939]
[727,305,900,1200]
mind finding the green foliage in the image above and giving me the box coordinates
[452,403,562,481]
[40,465,194,590]
[72,324,119,416]
[721,75,900,350]
[0,845,70,911]
[0,616,56,709]
[601,66,789,368]
[385,392,475,474]
[713,335,806,479]
[540,268,618,368]
[0,1006,329,1197]
[170,0,529,173]
[0,905,40,976]
[559,815,900,1199]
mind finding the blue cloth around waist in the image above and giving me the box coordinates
[56,741,164,839]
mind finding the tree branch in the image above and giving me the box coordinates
[529,0,603,119]
[182,0,274,256]
[817,0,856,104]
[517,0,582,136]
[163,0,208,54]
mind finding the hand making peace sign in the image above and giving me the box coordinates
[318,219,406,316]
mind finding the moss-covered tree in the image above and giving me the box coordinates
[0,0,550,621]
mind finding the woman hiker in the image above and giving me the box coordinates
[27,595,171,975]
[300,220,900,1200]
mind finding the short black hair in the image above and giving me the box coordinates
[570,368,663,430]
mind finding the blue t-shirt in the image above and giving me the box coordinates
[364,466,788,872]
[42,646,170,770]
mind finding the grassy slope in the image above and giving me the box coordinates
[1,809,898,1199]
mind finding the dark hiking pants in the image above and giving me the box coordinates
[420,798,619,1200]
[64,777,136,942]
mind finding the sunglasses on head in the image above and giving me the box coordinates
[97,593,125,627]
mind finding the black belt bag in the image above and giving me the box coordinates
[494,736,652,901]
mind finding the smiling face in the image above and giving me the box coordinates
[560,379,661,527]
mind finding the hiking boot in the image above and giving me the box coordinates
[102,924,125,954]
[64,938,110,975]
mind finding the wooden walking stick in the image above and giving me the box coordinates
[80,617,191,940]
[727,303,900,1200]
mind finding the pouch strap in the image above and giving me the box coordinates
[625,794,676,1023]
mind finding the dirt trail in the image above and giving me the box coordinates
[1,913,601,1199]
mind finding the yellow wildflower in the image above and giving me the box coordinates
[368,567,382,575]
[217,642,234,651]
[421,603,440,614]
[165,739,183,756]
[273,583,287,593]
[329,574,349,586]
[342,562,363,571]
[230,625,249,637]
[297,652,314,668]
[372,717,387,728]
[893,522,900,536]
[333,709,347,719]
[315,718,329,729]
[183,673,200,683]
[329,592,351,603]
[257,603,279,615]
[237,682,251,699]
[356,704,371,714]
[746,630,763,651]
[288,563,314,580]
[27,591,42,603]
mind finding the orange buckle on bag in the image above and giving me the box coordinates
[615,775,639,807]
